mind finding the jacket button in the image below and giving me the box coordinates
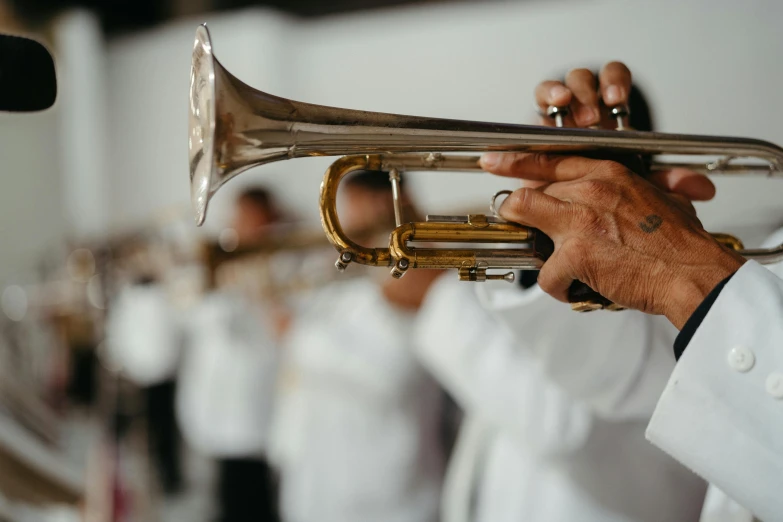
[727,345,755,372]
[766,373,783,400]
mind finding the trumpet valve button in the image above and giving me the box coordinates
[609,105,630,130]
[546,105,569,127]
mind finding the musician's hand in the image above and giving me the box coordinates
[535,62,632,129]
[532,60,716,202]
[480,153,744,329]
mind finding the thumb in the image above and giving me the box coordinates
[498,187,574,238]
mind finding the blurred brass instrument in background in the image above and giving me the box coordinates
[203,229,329,276]
[202,226,335,297]
[188,24,783,310]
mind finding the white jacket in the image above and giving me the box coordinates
[474,281,683,421]
[273,278,444,522]
[415,277,706,522]
[176,291,279,458]
[105,284,180,386]
[646,258,783,522]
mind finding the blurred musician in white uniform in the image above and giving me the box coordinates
[413,73,708,522]
[272,172,445,522]
[177,187,283,522]
[106,275,183,495]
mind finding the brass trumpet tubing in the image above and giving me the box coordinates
[320,154,546,281]
[319,153,783,275]
[397,221,535,244]
[203,231,329,275]
[707,233,783,266]
[735,244,783,264]
[319,155,393,268]
[711,233,745,252]
[388,222,542,272]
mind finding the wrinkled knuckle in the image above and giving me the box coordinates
[587,160,627,180]
[578,179,612,201]
[561,237,590,261]
[575,206,605,234]
[604,160,629,177]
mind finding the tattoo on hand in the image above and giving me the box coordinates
[639,214,663,234]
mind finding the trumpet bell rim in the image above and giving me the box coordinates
[189,24,217,226]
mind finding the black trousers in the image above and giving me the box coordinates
[145,379,182,494]
[217,458,279,522]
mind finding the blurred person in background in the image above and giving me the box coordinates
[176,187,284,522]
[106,273,183,496]
[412,69,708,522]
[270,171,446,522]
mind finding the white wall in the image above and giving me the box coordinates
[0,109,64,285]
[0,17,72,287]
[0,11,111,288]
[106,0,783,244]
[55,11,110,238]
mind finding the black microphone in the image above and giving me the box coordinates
[0,33,57,112]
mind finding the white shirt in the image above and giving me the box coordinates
[415,277,706,522]
[105,284,180,386]
[273,278,444,522]
[176,291,279,458]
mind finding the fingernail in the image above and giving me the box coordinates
[549,84,569,101]
[480,153,501,169]
[605,85,623,105]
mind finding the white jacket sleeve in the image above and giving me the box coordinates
[475,282,678,420]
[414,277,592,455]
[646,260,783,522]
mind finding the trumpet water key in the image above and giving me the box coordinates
[188,23,783,310]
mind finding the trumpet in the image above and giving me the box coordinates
[201,226,332,291]
[188,24,783,310]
